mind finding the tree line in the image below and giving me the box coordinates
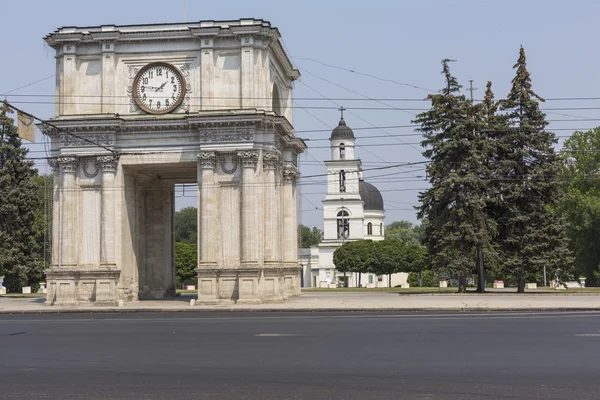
[331,47,582,292]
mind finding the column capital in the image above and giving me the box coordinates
[56,156,79,174]
[282,167,299,184]
[97,155,120,174]
[263,151,279,170]
[237,150,259,168]
[48,158,60,174]
[197,151,217,169]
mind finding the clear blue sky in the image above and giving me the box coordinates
[3,0,600,229]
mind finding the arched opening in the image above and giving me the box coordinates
[380,223,383,236]
[272,84,282,115]
[339,143,346,159]
[337,210,349,239]
[367,222,373,235]
[339,170,346,192]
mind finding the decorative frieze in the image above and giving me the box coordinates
[62,133,114,148]
[237,150,259,168]
[197,151,217,169]
[200,130,253,143]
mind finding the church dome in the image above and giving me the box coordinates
[330,119,355,140]
[359,180,384,211]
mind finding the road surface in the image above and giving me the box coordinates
[1,311,599,399]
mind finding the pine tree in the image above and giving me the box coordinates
[498,47,573,292]
[414,60,496,293]
[0,102,38,292]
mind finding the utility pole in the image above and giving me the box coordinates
[468,80,477,102]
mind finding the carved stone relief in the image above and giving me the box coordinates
[62,134,114,148]
[200,130,253,143]
[219,154,239,174]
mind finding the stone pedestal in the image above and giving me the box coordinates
[45,269,120,305]
[196,266,301,304]
[525,283,537,290]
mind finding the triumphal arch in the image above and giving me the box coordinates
[41,19,305,305]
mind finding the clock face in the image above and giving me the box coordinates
[133,62,186,114]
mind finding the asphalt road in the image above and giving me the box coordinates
[1,311,600,400]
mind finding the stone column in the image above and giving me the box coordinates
[197,152,218,266]
[282,166,299,265]
[61,44,77,116]
[101,42,116,114]
[48,159,61,267]
[197,152,219,303]
[99,155,118,267]
[283,166,300,297]
[238,151,260,266]
[58,157,79,268]
[240,36,255,109]
[200,38,214,110]
[263,151,280,265]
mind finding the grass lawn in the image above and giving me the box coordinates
[302,287,457,294]
[301,286,600,294]
[0,293,45,298]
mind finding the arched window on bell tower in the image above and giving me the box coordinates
[380,223,383,236]
[367,222,373,235]
[339,143,346,159]
[339,170,346,192]
[337,210,349,239]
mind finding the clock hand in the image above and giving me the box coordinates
[156,81,168,91]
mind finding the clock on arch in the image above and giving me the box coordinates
[132,62,186,114]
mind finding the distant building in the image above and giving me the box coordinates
[299,116,409,288]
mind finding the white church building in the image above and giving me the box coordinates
[299,116,409,288]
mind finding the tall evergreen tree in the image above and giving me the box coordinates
[498,47,573,292]
[414,60,496,293]
[0,102,38,292]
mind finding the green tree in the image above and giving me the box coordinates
[497,47,573,292]
[384,221,422,245]
[0,102,39,292]
[558,127,600,285]
[29,174,53,291]
[175,242,197,289]
[298,225,322,248]
[413,60,496,293]
[333,240,375,287]
[174,206,197,244]
[369,241,400,287]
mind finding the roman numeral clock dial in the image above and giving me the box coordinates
[133,62,186,114]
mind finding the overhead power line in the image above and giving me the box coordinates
[2,101,117,155]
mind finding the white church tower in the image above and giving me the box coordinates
[312,111,385,287]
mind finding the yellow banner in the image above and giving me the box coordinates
[17,111,35,143]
